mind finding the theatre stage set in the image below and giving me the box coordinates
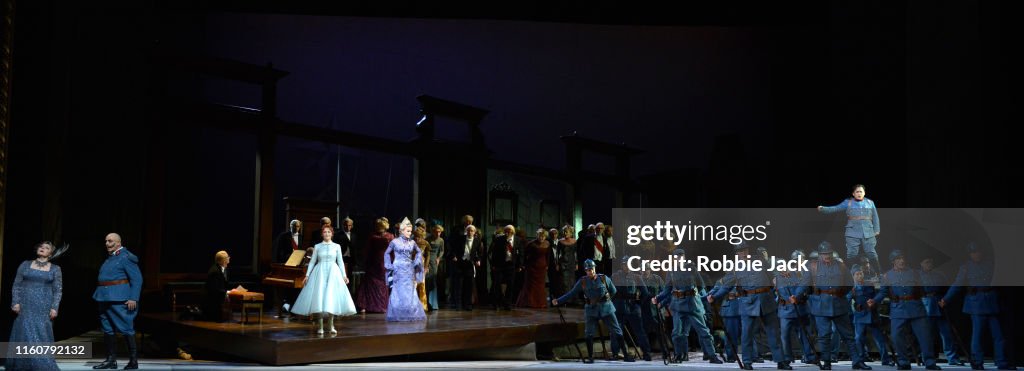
[138,308,586,366]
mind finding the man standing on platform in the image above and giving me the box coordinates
[818,184,882,279]
[553,259,634,363]
[92,233,143,370]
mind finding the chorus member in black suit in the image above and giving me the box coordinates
[576,224,598,279]
[274,219,304,263]
[489,225,524,311]
[337,217,356,284]
[446,224,482,311]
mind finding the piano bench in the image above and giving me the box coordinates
[241,302,263,324]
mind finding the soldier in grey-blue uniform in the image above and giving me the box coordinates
[818,184,881,278]
[553,259,633,363]
[776,249,818,366]
[940,243,1014,370]
[612,256,652,361]
[709,242,788,370]
[919,257,963,366]
[714,276,741,362]
[92,233,143,370]
[849,264,891,368]
[653,248,723,364]
[808,241,860,370]
[872,249,940,370]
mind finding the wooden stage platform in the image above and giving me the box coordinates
[138,308,585,366]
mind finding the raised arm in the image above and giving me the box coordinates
[819,199,850,214]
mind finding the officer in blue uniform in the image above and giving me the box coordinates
[818,184,881,278]
[553,259,633,363]
[709,243,787,370]
[92,233,143,370]
[872,250,940,370]
[808,241,860,370]
[849,264,892,368]
[776,249,818,367]
[919,257,963,366]
[612,256,652,361]
[940,242,1015,370]
[654,248,723,364]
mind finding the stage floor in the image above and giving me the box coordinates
[138,308,584,366]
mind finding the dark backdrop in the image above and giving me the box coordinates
[1,0,1019,362]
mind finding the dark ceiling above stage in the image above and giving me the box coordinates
[156,0,828,26]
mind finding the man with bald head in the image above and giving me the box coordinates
[92,233,143,370]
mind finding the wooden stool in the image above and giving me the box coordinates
[229,291,265,324]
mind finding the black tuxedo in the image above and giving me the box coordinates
[445,234,483,310]
[274,230,304,263]
[489,236,524,309]
[203,264,230,322]
[576,233,597,278]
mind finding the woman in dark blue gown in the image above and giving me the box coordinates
[6,241,65,371]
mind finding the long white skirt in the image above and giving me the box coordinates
[290,261,356,316]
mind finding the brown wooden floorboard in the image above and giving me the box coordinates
[138,308,585,365]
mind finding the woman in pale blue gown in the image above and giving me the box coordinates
[6,241,65,371]
[291,227,356,334]
[385,218,427,322]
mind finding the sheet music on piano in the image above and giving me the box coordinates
[284,250,305,266]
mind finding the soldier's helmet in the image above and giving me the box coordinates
[888,249,905,263]
[732,240,750,252]
[809,251,820,260]
[791,249,805,260]
[673,248,685,256]
[817,241,833,254]
[583,259,597,270]
[621,255,631,263]
[850,264,863,276]
[756,246,768,254]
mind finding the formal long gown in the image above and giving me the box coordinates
[516,240,550,308]
[356,231,392,313]
[6,261,62,371]
[291,242,356,316]
[385,236,427,321]
[558,240,577,296]
[426,237,444,310]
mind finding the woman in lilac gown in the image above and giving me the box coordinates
[384,218,426,322]
[356,218,392,313]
